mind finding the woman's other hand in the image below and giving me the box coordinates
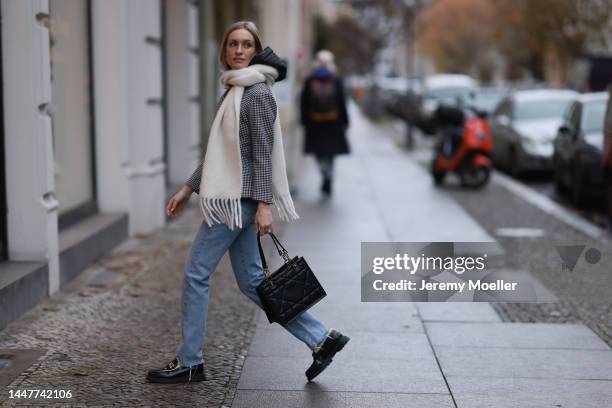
[255,202,273,235]
[166,185,193,217]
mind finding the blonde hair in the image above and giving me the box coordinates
[219,21,263,69]
[313,49,337,73]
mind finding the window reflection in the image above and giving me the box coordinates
[49,0,95,219]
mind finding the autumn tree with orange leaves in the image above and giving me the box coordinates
[415,0,612,82]
[415,0,499,79]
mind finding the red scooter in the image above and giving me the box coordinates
[431,106,493,188]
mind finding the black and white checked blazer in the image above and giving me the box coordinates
[186,82,277,204]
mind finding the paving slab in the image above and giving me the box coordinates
[317,282,362,299]
[233,390,454,408]
[237,354,448,394]
[446,269,558,302]
[300,264,361,283]
[257,304,423,333]
[249,329,430,360]
[313,294,419,311]
[361,156,496,243]
[447,377,612,408]
[416,302,501,322]
[425,322,610,349]
[436,346,612,379]
[299,252,362,270]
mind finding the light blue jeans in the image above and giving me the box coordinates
[178,198,329,367]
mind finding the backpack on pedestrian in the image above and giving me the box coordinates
[308,78,339,123]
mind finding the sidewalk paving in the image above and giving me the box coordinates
[1,101,610,407]
[232,102,612,408]
[0,207,260,407]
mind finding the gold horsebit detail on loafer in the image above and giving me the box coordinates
[165,358,180,370]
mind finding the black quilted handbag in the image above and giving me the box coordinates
[256,233,326,326]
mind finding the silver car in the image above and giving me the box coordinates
[490,89,578,175]
[419,74,478,134]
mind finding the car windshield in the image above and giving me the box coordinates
[473,91,506,112]
[428,87,474,102]
[514,98,574,121]
[581,100,606,134]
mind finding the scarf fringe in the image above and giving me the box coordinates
[273,193,300,222]
[201,195,296,228]
[200,197,243,230]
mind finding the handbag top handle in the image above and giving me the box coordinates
[257,232,291,277]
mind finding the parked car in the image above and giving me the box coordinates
[418,74,478,134]
[490,89,579,176]
[603,85,612,226]
[376,76,421,101]
[472,86,509,117]
[553,92,609,204]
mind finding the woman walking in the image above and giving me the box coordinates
[300,50,350,196]
[146,21,348,384]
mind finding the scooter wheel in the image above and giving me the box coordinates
[460,165,490,188]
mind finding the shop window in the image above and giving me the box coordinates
[49,0,97,229]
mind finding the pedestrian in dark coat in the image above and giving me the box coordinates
[300,50,350,196]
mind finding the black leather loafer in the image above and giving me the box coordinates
[306,329,350,382]
[146,357,206,384]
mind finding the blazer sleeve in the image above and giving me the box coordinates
[184,92,229,194]
[248,89,277,204]
[185,163,203,194]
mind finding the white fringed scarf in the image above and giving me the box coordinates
[198,64,299,230]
